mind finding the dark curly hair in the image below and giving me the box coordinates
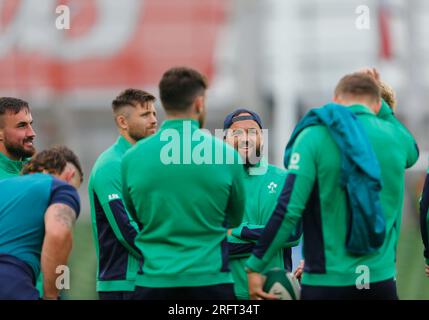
[22,146,83,182]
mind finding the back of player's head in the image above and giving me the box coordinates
[0,97,30,127]
[52,146,84,183]
[22,146,84,183]
[334,73,381,104]
[158,67,208,113]
[112,89,156,114]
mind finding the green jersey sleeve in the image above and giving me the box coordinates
[93,162,141,258]
[121,154,137,221]
[230,222,300,246]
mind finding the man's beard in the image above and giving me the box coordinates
[129,126,156,143]
[4,138,36,160]
[237,141,262,166]
[244,148,262,167]
[129,130,146,143]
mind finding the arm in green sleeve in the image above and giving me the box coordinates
[246,174,314,272]
[230,222,301,247]
[93,162,142,258]
[230,223,265,240]
[228,234,256,259]
[121,156,138,223]
[100,199,142,258]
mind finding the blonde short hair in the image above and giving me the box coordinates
[380,81,397,112]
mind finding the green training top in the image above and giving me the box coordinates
[88,136,142,292]
[228,159,300,299]
[246,101,419,286]
[122,119,246,288]
[0,152,28,179]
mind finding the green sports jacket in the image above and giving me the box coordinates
[88,136,142,292]
[122,119,246,288]
[247,101,419,287]
[0,152,28,179]
[228,159,300,299]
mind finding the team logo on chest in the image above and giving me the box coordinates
[267,182,278,194]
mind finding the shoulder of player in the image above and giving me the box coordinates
[49,177,81,214]
[50,176,77,191]
[300,124,328,135]
[136,131,160,147]
[50,177,80,204]
[122,133,160,161]
[366,116,411,145]
[293,125,328,148]
[91,151,122,177]
[89,153,123,190]
[3,174,54,201]
[5,173,51,187]
[92,142,123,166]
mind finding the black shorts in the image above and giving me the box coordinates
[0,254,39,300]
[132,283,236,300]
[301,278,398,300]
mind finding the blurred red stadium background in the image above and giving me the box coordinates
[0,0,228,93]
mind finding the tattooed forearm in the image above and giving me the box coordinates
[53,204,76,229]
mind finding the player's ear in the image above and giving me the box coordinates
[115,114,128,130]
[63,166,76,184]
[333,95,339,104]
[194,96,205,115]
[62,163,81,188]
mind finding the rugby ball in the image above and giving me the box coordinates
[263,268,301,300]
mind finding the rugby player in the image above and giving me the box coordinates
[88,89,157,300]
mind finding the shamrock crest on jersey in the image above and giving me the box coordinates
[268,182,278,194]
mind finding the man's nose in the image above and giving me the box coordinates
[151,114,157,125]
[238,136,249,145]
[27,125,36,138]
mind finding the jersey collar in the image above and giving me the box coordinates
[160,119,200,130]
[347,104,375,116]
[117,135,133,153]
[0,152,28,176]
[246,156,269,175]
